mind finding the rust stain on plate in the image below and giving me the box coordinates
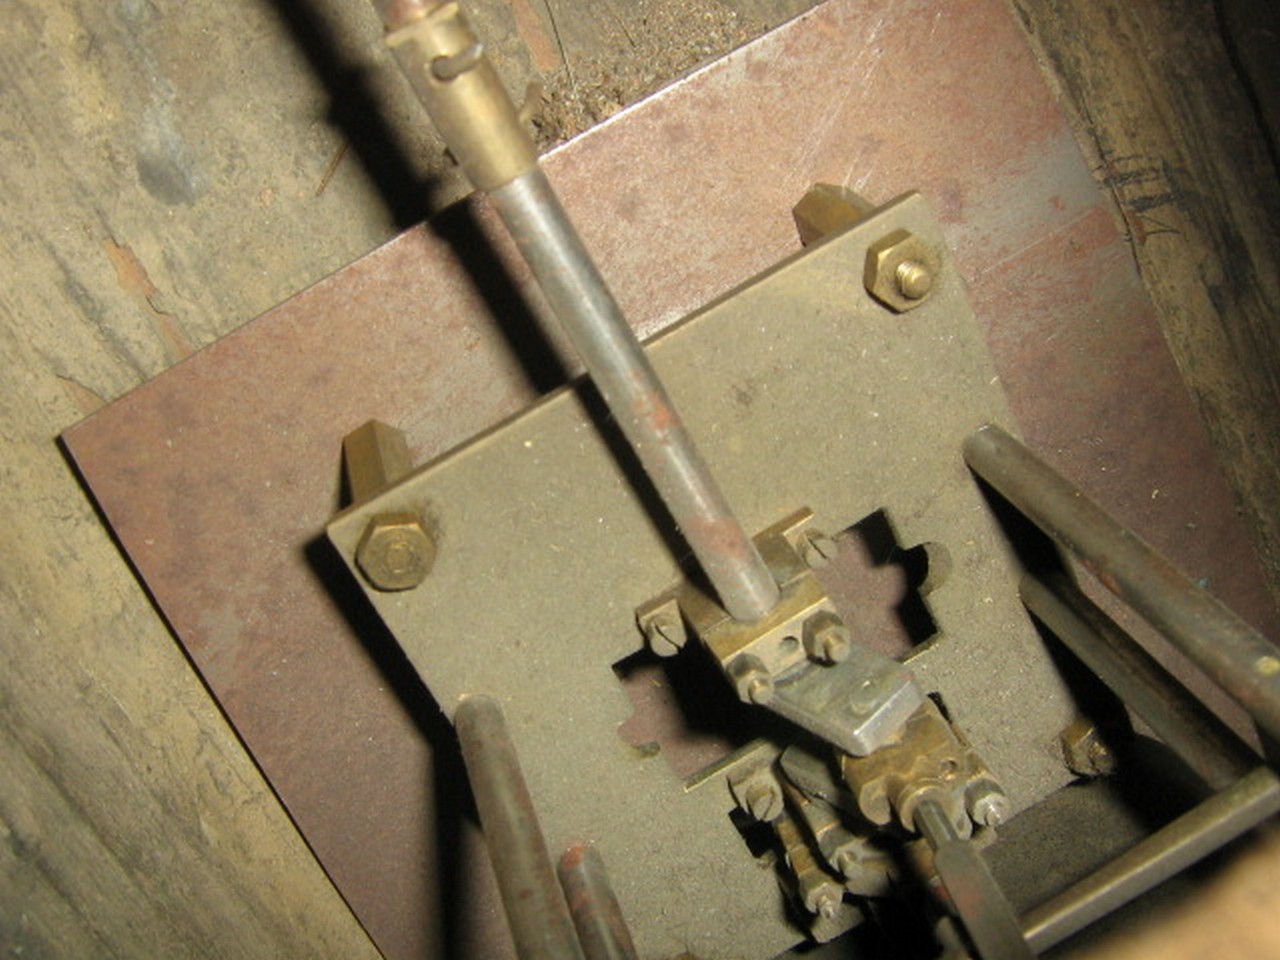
[64,1,1277,957]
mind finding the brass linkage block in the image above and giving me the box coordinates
[839,699,1007,838]
[781,778,896,898]
[638,508,924,755]
[640,509,845,704]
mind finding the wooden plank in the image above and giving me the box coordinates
[0,0,393,955]
[0,331,381,956]
[1009,0,1280,602]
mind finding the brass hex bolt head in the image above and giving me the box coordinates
[355,511,435,591]
[1060,717,1117,777]
[864,229,942,312]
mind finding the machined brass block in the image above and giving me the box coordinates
[839,699,997,836]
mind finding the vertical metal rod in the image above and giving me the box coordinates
[1020,572,1257,790]
[487,169,781,622]
[963,424,1280,743]
[455,695,586,960]
[1022,767,1280,953]
[915,799,1034,960]
[556,844,640,960]
[375,0,781,623]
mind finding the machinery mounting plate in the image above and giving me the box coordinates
[327,193,1077,958]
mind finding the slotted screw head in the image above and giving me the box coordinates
[800,529,839,569]
[643,613,685,656]
[744,781,782,822]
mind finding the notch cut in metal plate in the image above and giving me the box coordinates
[326,194,1078,958]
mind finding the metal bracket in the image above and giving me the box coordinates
[326,192,1079,959]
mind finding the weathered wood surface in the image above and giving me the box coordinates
[2,0,1277,955]
[0,0,406,954]
[1012,0,1280,602]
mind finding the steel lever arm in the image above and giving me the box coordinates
[375,0,780,623]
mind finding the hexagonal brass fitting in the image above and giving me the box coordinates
[802,610,851,664]
[863,229,942,312]
[729,763,784,822]
[793,183,875,247]
[355,510,436,591]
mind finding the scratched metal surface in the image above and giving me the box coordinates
[64,0,1278,957]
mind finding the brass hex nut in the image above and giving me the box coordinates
[1060,717,1116,777]
[355,511,435,591]
[793,183,875,247]
[802,610,851,664]
[863,229,942,312]
[728,764,784,822]
[729,654,775,705]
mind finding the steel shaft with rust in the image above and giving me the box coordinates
[376,0,780,622]
[964,423,1280,743]
[455,695,586,960]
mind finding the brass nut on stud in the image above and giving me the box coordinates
[864,229,941,312]
[730,654,775,705]
[355,511,436,591]
[803,611,851,664]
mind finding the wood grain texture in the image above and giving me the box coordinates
[0,0,401,955]
[0,327,384,958]
[1010,0,1280,603]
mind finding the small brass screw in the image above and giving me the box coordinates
[744,781,782,821]
[643,613,685,657]
[732,655,775,704]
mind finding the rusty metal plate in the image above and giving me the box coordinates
[63,1,1279,957]
[327,193,1079,958]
